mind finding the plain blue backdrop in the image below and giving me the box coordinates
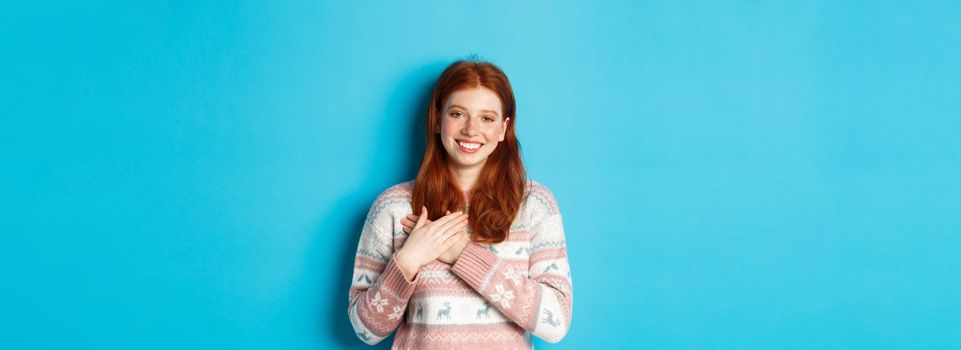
[2,1,960,349]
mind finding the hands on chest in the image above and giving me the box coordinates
[394,207,470,280]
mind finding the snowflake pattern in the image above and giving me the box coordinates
[502,265,523,287]
[370,292,389,313]
[387,305,404,320]
[489,283,515,309]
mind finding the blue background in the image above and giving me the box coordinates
[2,1,959,349]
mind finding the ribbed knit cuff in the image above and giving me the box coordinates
[451,242,499,292]
[381,254,417,300]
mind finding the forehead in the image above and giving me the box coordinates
[444,87,503,113]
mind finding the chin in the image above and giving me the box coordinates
[451,158,483,168]
[449,154,487,168]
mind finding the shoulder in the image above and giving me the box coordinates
[366,180,414,220]
[374,180,414,203]
[523,179,561,217]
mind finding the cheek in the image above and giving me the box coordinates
[440,119,456,133]
[484,128,501,141]
[442,125,457,139]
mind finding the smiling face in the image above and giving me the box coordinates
[437,87,510,172]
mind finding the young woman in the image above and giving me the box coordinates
[347,59,572,349]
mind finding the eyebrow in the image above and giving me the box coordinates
[448,104,499,116]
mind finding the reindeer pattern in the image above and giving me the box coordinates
[542,262,559,273]
[436,302,451,320]
[541,309,561,327]
[356,330,372,342]
[407,298,512,324]
[476,301,492,319]
[414,303,424,321]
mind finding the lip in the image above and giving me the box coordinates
[455,140,483,153]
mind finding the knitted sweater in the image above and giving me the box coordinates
[348,180,573,349]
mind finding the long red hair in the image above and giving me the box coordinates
[411,59,527,244]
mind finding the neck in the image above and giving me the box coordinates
[448,161,484,194]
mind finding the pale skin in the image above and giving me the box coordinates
[394,87,510,281]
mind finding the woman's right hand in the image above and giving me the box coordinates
[394,207,469,280]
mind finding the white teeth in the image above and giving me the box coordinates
[457,141,481,150]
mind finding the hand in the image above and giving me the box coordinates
[437,231,469,264]
[395,207,469,279]
[401,212,432,234]
[405,211,470,265]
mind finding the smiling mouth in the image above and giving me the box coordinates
[456,140,483,150]
[455,140,484,153]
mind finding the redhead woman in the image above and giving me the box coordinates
[347,59,572,349]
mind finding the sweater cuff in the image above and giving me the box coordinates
[451,242,499,292]
[381,254,417,300]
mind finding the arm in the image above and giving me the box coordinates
[450,212,573,343]
[347,203,417,345]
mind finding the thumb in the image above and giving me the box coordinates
[415,206,429,228]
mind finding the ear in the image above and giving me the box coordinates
[435,114,445,133]
[498,117,509,142]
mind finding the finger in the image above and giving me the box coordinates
[409,213,433,226]
[425,211,464,230]
[401,223,411,234]
[440,231,464,248]
[414,206,429,229]
[401,217,414,228]
[436,216,469,239]
[437,214,468,231]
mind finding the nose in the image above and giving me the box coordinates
[461,116,477,135]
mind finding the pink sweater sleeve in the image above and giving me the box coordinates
[451,211,573,343]
[347,207,417,345]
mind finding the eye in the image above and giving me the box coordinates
[483,116,495,122]
[449,111,464,118]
